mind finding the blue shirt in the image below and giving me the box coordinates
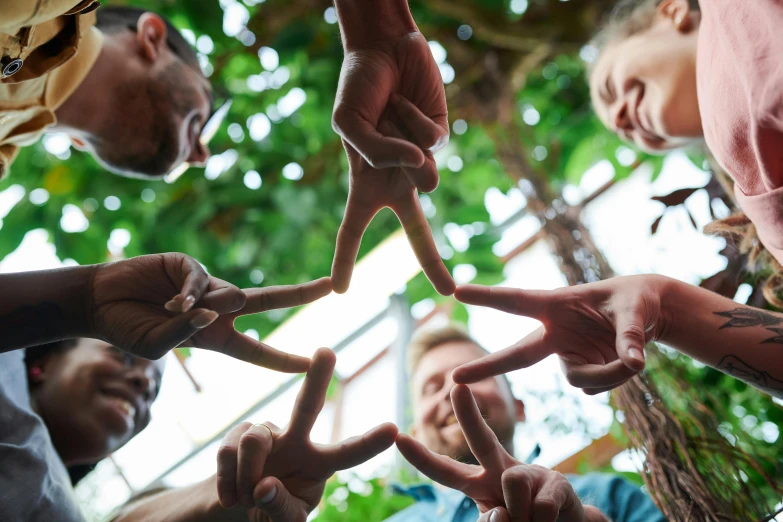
[385,473,665,522]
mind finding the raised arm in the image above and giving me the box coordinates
[453,275,783,399]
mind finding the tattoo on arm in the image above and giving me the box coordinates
[713,308,783,345]
[716,355,783,399]
[0,302,66,351]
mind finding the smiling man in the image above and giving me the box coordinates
[0,3,212,180]
[388,324,665,522]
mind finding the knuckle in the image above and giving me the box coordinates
[533,498,559,519]
[239,429,271,451]
[216,443,238,464]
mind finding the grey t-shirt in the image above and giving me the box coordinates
[0,350,85,521]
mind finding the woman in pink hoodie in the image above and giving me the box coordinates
[449,0,783,400]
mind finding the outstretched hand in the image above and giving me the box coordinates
[331,109,455,296]
[396,385,587,521]
[452,278,658,394]
[216,348,398,522]
[90,253,332,371]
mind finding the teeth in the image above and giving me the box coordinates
[444,414,457,426]
[108,396,136,419]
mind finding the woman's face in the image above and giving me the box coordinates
[590,2,703,152]
[33,339,165,465]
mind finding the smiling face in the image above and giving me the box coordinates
[590,0,702,152]
[31,339,165,466]
[411,340,524,462]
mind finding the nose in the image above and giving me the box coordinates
[127,368,156,403]
[611,99,632,135]
[188,141,210,167]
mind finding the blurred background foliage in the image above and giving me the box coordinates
[1,0,781,518]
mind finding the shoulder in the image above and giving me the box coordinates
[0,0,94,33]
[567,473,665,522]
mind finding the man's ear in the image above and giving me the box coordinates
[136,12,168,62]
[658,0,695,32]
[514,399,526,423]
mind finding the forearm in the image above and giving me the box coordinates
[334,0,417,48]
[655,275,783,398]
[584,505,610,522]
[111,476,246,522]
[0,266,95,352]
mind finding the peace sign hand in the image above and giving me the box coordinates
[452,278,657,395]
[216,348,398,522]
[184,277,333,373]
[331,103,455,296]
[396,385,588,522]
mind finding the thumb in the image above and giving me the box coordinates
[614,309,647,371]
[142,308,218,358]
[477,507,510,522]
[254,477,307,522]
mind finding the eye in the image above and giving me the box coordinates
[421,381,440,397]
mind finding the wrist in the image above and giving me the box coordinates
[649,274,683,345]
[73,263,99,339]
[334,0,417,48]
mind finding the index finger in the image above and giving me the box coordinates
[452,326,553,384]
[287,348,336,438]
[456,284,558,318]
[216,330,310,373]
[450,385,507,473]
[240,278,332,316]
[331,193,378,294]
[395,433,475,491]
[394,193,455,296]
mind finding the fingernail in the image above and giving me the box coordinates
[629,348,645,364]
[489,509,499,522]
[190,310,218,329]
[182,295,195,312]
[259,486,277,505]
[164,298,180,312]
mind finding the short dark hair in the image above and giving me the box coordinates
[24,339,78,370]
[96,6,202,73]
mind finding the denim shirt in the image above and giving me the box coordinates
[385,473,665,522]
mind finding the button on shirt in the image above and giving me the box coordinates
[0,350,85,521]
[0,0,103,179]
[385,474,665,522]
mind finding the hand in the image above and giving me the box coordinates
[216,348,398,521]
[452,277,660,395]
[397,384,587,521]
[331,113,455,296]
[332,31,449,192]
[90,253,332,370]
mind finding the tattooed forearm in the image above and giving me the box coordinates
[714,308,783,329]
[716,355,783,399]
[713,308,783,345]
[0,302,66,351]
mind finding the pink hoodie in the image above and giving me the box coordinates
[697,0,783,264]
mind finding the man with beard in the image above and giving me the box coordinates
[389,324,665,521]
[0,4,213,179]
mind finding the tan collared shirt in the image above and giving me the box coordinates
[0,0,103,179]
